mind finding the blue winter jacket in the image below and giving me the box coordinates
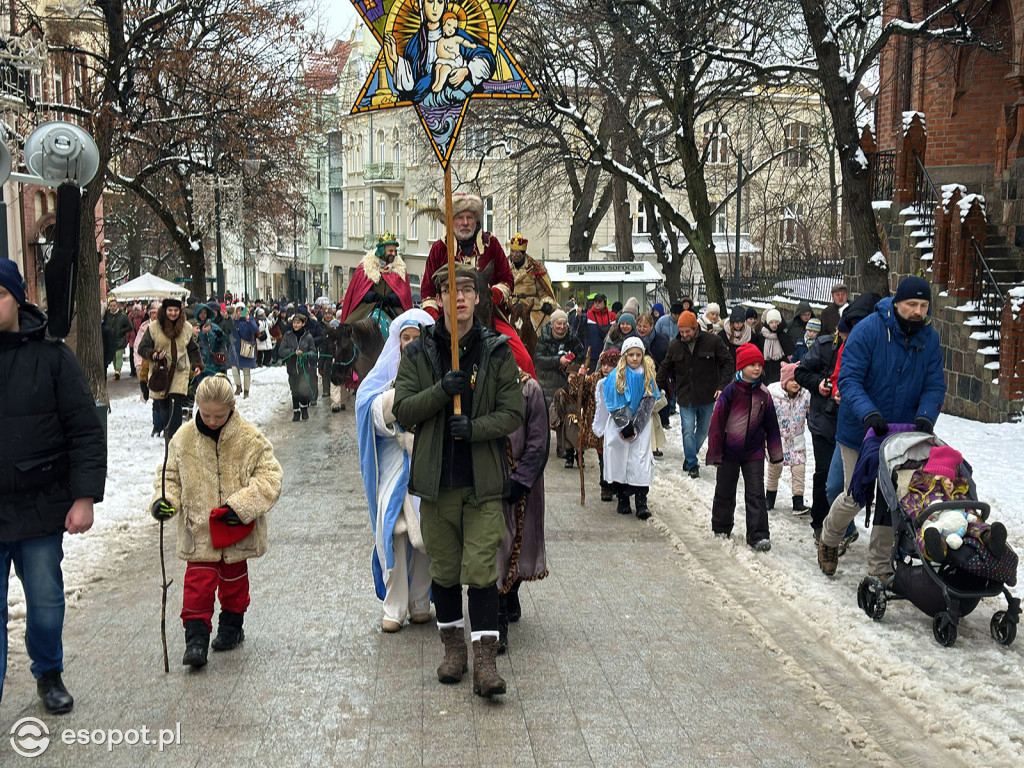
[835,297,945,448]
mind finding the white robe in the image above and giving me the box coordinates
[593,378,655,487]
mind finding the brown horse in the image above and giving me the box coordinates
[325,317,385,401]
[509,300,539,358]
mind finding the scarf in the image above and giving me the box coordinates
[604,364,653,413]
[761,325,783,362]
[726,323,751,346]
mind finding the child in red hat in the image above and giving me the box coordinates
[706,343,783,551]
[150,374,282,668]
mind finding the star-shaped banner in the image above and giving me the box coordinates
[349,0,536,169]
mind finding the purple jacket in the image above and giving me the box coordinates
[706,378,783,465]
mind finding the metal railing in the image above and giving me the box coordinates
[867,150,895,202]
[968,236,1005,342]
[913,150,939,243]
[363,162,405,183]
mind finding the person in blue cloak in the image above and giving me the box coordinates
[383,0,496,107]
[355,308,435,632]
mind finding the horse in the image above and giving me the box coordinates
[324,316,385,408]
[508,300,539,359]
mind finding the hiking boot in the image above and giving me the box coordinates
[600,485,613,502]
[292,409,301,422]
[688,466,700,479]
[751,539,772,552]
[437,626,468,684]
[37,671,74,714]
[635,492,651,520]
[616,495,631,515]
[182,620,210,668]
[300,406,309,420]
[817,540,840,576]
[210,611,245,652]
[766,490,777,510]
[792,495,808,515]
[838,530,860,556]
[564,450,575,469]
[472,637,506,698]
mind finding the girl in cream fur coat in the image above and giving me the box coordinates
[151,374,282,669]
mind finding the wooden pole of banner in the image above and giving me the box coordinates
[444,165,461,415]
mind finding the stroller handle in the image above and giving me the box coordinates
[918,499,990,525]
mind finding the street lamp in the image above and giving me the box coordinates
[291,200,320,303]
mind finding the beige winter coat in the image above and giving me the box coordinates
[153,411,282,564]
[142,319,196,398]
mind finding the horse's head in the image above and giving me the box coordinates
[474,262,495,328]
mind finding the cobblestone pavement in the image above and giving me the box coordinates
[1,394,964,767]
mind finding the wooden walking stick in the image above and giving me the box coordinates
[158,437,173,673]
[577,346,591,506]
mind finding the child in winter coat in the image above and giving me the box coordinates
[150,374,282,668]
[766,362,811,514]
[792,317,821,363]
[576,349,620,502]
[277,308,318,421]
[706,343,784,551]
[593,337,660,519]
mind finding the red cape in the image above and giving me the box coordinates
[494,316,536,379]
[340,266,413,322]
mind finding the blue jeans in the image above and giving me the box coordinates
[826,444,857,539]
[0,533,66,702]
[680,404,715,471]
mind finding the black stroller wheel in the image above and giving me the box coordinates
[857,577,887,621]
[990,612,1017,646]
[932,614,958,647]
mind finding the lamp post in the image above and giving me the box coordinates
[291,199,320,303]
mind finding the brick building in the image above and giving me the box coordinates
[867,0,1024,421]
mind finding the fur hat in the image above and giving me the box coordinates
[670,301,686,315]
[162,298,183,309]
[735,343,764,371]
[677,310,699,330]
[923,445,963,481]
[451,193,483,222]
[780,361,799,387]
[598,348,620,367]
[0,259,27,305]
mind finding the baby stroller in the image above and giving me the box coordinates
[856,430,1020,647]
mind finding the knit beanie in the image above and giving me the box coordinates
[780,361,799,387]
[729,305,747,324]
[893,275,931,304]
[764,308,782,326]
[618,312,636,328]
[745,307,758,320]
[923,445,962,481]
[677,310,698,330]
[704,302,720,317]
[734,342,764,371]
[0,259,27,305]
[550,309,568,325]
[805,317,822,333]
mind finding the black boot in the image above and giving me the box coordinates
[211,611,245,652]
[564,449,575,469]
[497,595,509,655]
[182,620,210,668]
[616,494,632,515]
[507,581,522,623]
[292,408,301,422]
[792,495,808,515]
[766,490,777,510]
[600,482,613,502]
[635,491,651,520]
[37,671,74,714]
[300,405,309,420]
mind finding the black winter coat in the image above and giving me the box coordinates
[0,305,106,542]
[793,333,841,442]
[656,330,733,408]
[534,323,584,402]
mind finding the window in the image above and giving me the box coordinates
[72,58,84,106]
[783,122,811,168]
[348,200,356,239]
[52,67,64,103]
[377,129,385,164]
[378,199,386,233]
[779,202,806,246]
[393,129,401,166]
[483,196,494,233]
[358,200,364,236]
[713,202,728,235]
[464,126,487,156]
[394,200,401,237]
[704,120,729,165]
[636,199,649,234]
[408,197,418,240]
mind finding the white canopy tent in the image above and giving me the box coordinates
[108,272,190,301]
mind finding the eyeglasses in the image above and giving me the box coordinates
[439,285,476,298]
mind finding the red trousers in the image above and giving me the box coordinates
[181,560,250,630]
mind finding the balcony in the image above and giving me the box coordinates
[363,162,405,186]
[328,167,344,188]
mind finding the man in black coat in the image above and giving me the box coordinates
[657,311,733,478]
[0,259,106,714]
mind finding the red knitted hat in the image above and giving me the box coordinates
[735,343,764,371]
[923,445,962,481]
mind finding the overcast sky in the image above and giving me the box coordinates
[320,2,358,41]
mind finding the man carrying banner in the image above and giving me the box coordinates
[420,194,535,377]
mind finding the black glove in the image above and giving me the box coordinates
[362,290,382,304]
[385,293,402,308]
[449,414,473,441]
[541,302,555,316]
[914,417,934,434]
[620,423,636,440]
[506,479,528,504]
[441,369,471,396]
[151,498,176,521]
[863,412,889,436]
[212,506,244,525]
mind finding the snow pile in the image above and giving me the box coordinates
[958,194,986,224]
[902,110,926,135]
[941,183,967,210]
[1009,286,1024,320]
[868,251,888,269]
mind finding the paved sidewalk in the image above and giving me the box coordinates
[1,401,960,767]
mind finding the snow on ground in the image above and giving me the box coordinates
[6,367,294,626]
[653,413,1024,766]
